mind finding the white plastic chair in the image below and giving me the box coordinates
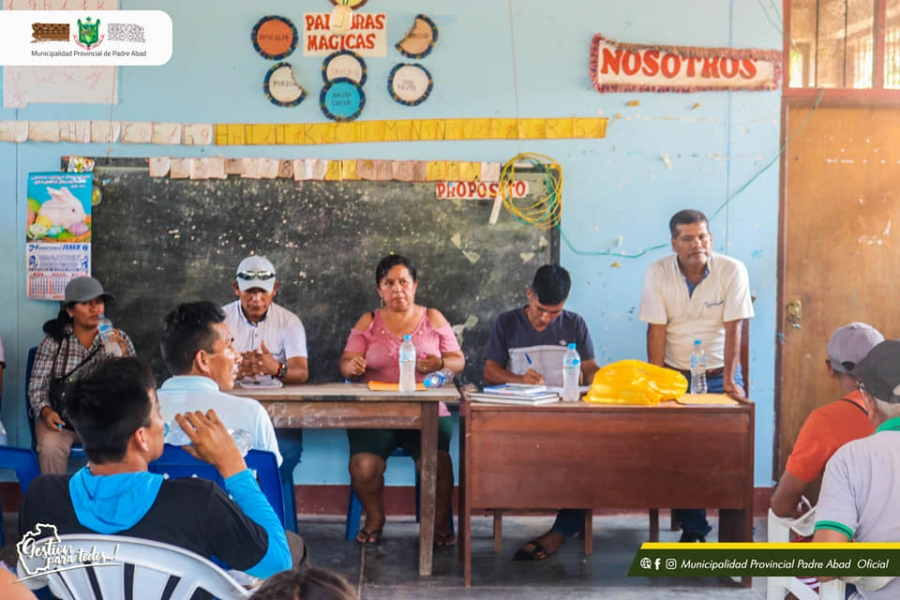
[766,505,844,600]
[17,533,251,600]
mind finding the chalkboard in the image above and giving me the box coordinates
[85,158,558,385]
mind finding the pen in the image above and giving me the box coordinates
[525,354,532,365]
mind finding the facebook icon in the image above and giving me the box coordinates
[654,558,661,570]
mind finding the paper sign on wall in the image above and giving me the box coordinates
[26,172,93,300]
[590,34,781,93]
[303,13,387,57]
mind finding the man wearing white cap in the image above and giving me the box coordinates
[813,340,900,598]
[222,255,308,531]
[770,322,883,519]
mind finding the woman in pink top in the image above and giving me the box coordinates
[339,255,465,547]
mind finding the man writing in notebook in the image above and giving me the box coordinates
[483,264,600,561]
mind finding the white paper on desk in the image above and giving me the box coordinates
[236,376,284,389]
[546,386,591,394]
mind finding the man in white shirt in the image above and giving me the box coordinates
[157,301,282,468]
[639,208,754,542]
[222,256,308,531]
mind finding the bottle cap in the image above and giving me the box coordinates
[694,339,701,345]
[567,342,576,349]
[403,334,411,341]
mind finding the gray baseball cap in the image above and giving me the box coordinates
[64,276,114,304]
[827,322,884,374]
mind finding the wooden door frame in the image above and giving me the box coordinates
[775,0,900,480]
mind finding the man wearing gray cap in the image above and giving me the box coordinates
[28,276,135,474]
[222,255,308,531]
[813,340,900,598]
[770,323,882,519]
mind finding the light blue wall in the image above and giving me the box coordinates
[0,0,783,487]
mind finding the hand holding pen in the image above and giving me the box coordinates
[522,353,545,385]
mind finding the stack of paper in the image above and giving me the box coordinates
[469,383,560,405]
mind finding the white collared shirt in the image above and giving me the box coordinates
[639,252,754,370]
[222,301,308,363]
[157,375,283,465]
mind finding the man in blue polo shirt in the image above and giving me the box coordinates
[483,264,600,561]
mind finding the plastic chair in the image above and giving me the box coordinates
[766,507,845,600]
[0,445,40,546]
[148,445,292,533]
[25,346,86,460]
[344,446,454,541]
[17,533,250,599]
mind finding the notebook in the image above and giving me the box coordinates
[469,392,560,406]
[480,383,549,397]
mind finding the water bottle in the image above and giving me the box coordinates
[399,335,416,393]
[424,368,454,388]
[690,339,708,394]
[98,314,122,357]
[561,343,581,401]
[165,420,252,457]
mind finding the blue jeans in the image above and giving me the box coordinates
[676,367,743,537]
[276,429,303,533]
[551,509,584,538]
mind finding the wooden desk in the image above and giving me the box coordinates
[230,383,459,576]
[459,399,755,587]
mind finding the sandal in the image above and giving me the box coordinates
[434,532,457,548]
[355,528,383,545]
[513,540,550,561]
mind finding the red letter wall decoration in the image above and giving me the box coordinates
[589,34,781,93]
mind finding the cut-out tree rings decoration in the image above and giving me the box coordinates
[388,63,433,106]
[322,50,367,85]
[252,16,298,60]
[264,62,306,107]
[320,78,366,121]
[395,14,438,59]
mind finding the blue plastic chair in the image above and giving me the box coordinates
[25,346,86,460]
[148,445,294,533]
[344,446,454,541]
[0,445,40,546]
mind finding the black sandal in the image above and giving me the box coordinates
[513,540,550,561]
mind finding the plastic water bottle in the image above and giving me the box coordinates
[561,343,581,401]
[690,339,708,394]
[399,335,416,393]
[98,314,122,357]
[165,421,252,457]
[424,368,454,388]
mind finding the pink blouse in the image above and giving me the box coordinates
[344,309,460,416]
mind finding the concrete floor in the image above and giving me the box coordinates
[5,511,770,598]
[304,513,769,599]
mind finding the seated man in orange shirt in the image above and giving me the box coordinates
[770,322,883,518]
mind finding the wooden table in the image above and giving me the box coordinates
[459,398,755,587]
[230,383,460,576]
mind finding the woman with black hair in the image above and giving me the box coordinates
[28,276,135,474]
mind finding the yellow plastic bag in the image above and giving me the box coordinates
[584,359,688,405]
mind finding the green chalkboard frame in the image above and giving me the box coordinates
[78,157,559,386]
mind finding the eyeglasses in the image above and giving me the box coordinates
[236,271,276,281]
[164,422,169,438]
[857,382,869,396]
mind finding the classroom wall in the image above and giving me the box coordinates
[0,0,783,487]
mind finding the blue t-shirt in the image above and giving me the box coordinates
[484,306,595,387]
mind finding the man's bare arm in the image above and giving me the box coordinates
[646,324,667,367]
[723,319,745,398]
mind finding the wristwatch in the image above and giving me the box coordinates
[277,362,288,379]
